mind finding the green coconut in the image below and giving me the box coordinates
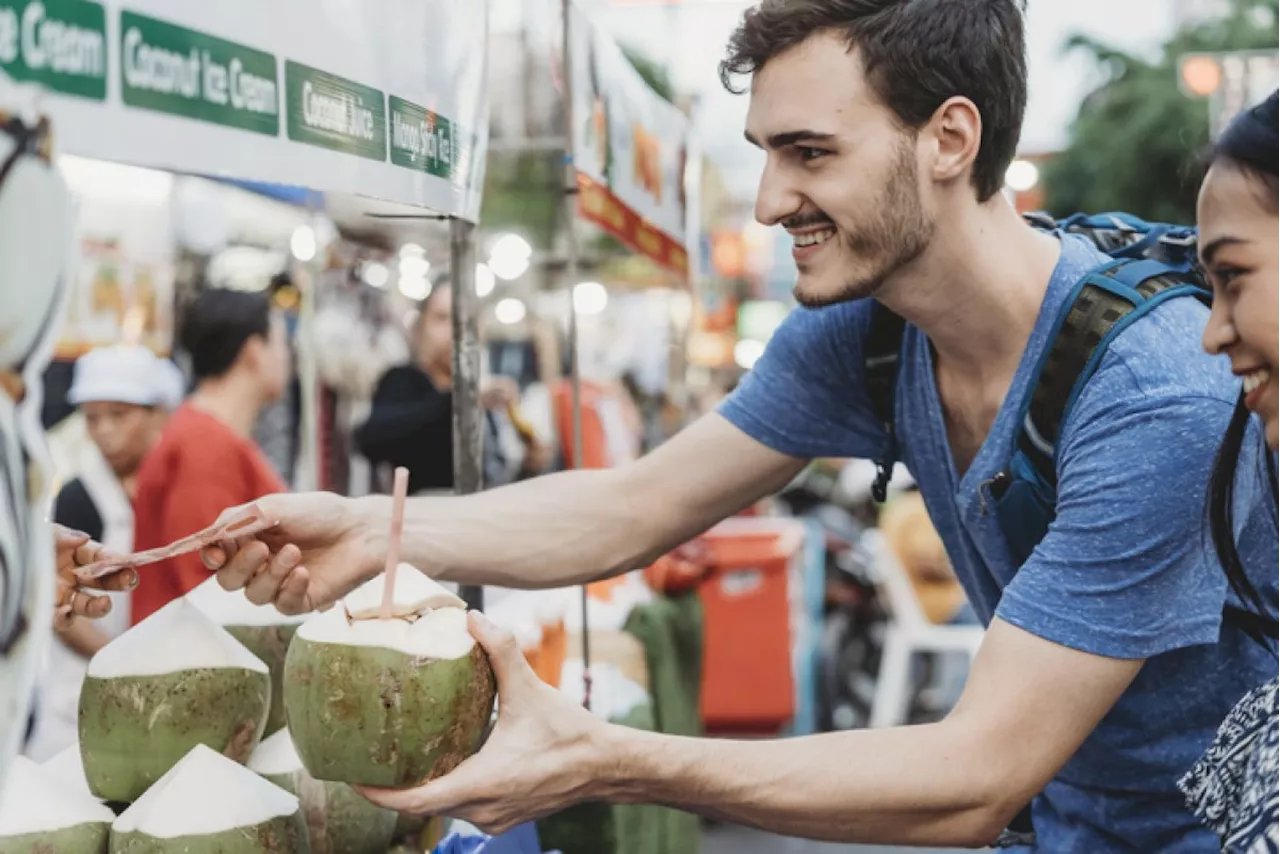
[283,566,495,788]
[79,597,271,803]
[186,577,310,736]
[109,744,308,853]
[0,755,115,853]
[248,727,397,854]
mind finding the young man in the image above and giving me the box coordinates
[131,288,290,624]
[25,345,180,760]
[202,1,1277,849]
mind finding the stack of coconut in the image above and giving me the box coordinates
[0,566,495,854]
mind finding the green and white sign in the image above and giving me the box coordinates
[286,60,385,161]
[0,0,106,100]
[389,96,458,179]
[120,11,278,135]
[11,0,489,222]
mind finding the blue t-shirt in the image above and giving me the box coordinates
[720,233,1280,851]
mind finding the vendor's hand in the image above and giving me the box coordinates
[357,612,611,834]
[480,377,518,411]
[199,493,384,615]
[53,524,136,630]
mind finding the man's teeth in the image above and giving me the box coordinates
[1243,368,1271,394]
[794,229,835,247]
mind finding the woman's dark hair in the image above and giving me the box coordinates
[1203,90,1279,651]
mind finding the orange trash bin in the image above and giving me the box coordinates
[696,519,805,735]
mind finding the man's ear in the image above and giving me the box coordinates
[925,96,982,186]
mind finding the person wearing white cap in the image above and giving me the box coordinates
[23,344,182,761]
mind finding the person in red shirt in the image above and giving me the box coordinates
[130,289,291,624]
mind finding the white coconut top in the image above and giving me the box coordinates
[87,597,268,679]
[185,576,310,628]
[113,745,298,838]
[247,728,303,777]
[41,743,101,804]
[342,564,466,620]
[297,604,475,659]
[0,755,115,836]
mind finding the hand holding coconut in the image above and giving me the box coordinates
[53,523,137,629]
[356,611,610,836]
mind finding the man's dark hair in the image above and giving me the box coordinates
[720,0,1028,201]
[180,289,270,382]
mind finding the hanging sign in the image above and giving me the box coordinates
[1,0,489,221]
[568,2,691,278]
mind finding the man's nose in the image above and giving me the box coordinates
[753,159,801,227]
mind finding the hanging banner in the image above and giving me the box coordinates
[0,0,489,221]
[568,2,691,278]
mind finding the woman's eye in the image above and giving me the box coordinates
[1213,266,1244,289]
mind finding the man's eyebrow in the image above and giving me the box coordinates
[743,130,836,149]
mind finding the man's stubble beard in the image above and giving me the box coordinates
[793,140,935,309]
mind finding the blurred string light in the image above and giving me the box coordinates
[399,273,431,301]
[489,233,532,281]
[290,225,317,262]
[400,254,431,278]
[400,242,425,259]
[362,262,389,289]
[475,263,496,297]
[573,281,608,316]
[495,297,527,325]
[1004,159,1039,193]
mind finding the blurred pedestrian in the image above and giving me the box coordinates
[130,289,290,624]
[25,344,180,760]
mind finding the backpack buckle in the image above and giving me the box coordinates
[871,461,892,503]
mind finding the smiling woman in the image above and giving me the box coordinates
[1180,90,1280,854]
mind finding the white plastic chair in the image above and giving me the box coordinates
[861,529,985,728]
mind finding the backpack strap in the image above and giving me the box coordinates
[1016,258,1210,488]
[865,303,907,502]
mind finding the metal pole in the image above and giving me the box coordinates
[449,217,484,612]
[561,0,591,711]
[295,212,324,493]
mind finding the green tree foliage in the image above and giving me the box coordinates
[1042,0,1278,223]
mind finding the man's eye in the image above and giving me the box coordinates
[796,147,827,162]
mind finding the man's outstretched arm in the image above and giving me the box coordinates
[205,413,807,610]
[363,615,1142,848]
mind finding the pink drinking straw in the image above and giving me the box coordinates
[379,467,410,620]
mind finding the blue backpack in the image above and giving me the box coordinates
[866,211,1208,562]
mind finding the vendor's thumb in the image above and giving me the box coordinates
[468,611,532,690]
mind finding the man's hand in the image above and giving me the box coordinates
[200,493,384,615]
[53,524,136,629]
[356,612,612,834]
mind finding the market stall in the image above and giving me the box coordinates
[1,0,493,850]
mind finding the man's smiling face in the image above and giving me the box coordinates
[745,31,935,308]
